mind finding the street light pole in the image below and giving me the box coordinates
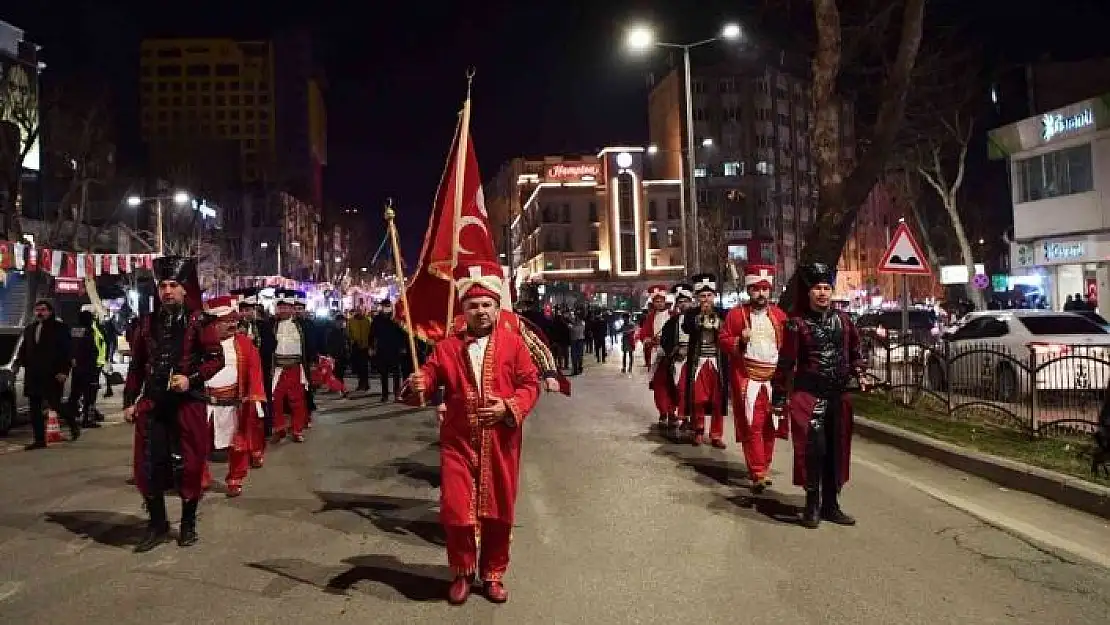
[155,198,164,255]
[682,45,699,273]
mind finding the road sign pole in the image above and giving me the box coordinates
[901,274,910,404]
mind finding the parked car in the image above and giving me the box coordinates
[923,310,1110,402]
[0,326,27,436]
[1072,309,1110,332]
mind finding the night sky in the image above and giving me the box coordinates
[5,0,1110,264]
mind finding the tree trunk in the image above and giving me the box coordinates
[943,198,986,310]
[906,199,941,275]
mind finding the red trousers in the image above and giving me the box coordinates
[685,362,724,439]
[649,364,675,418]
[227,403,266,488]
[445,521,512,581]
[273,366,309,436]
[735,381,778,481]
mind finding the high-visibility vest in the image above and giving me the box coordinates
[92,323,107,368]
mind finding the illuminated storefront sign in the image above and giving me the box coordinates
[1042,109,1094,141]
[1042,240,1086,263]
[545,163,600,182]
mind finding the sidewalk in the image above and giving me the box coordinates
[854,415,1110,520]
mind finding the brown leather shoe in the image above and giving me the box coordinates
[484,580,508,603]
[447,576,472,605]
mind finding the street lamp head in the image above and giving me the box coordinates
[701,137,714,147]
[173,190,190,205]
[625,25,654,52]
[125,195,142,207]
[721,23,742,41]
[647,145,659,155]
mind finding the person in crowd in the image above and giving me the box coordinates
[406,260,541,605]
[123,256,223,551]
[568,312,586,375]
[347,303,372,391]
[14,299,76,448]
[68,305,106,430]
[773,262,868,529]
[621,320,638,373]
[370,299,409,402]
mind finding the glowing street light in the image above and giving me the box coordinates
[125,195,142,207]
[621,20,745,271]
[625,26,654,51]
[647,144,659,155]
[173,190,190,205]
[701,137,713,147]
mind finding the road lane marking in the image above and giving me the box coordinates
[855,456,1110,569]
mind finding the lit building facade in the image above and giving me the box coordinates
[647,54,855,287]
[508,146,684,304]
[990,96,1109,312]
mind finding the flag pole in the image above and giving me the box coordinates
[384,198,425,407]
[445,68,476,331]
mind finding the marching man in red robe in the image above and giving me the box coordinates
[677,274,728,447]
[720,265,788,492]
[637,285,675,425]
[263,289,315,443]
[203,296,267,498]
[408,260,541,605]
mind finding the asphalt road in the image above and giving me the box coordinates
[1,359,1110,624]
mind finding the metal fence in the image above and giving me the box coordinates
[860,335,1109,438]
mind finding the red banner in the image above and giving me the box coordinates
[396,111,498,343]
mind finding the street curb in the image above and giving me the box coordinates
[854,416,1110,521]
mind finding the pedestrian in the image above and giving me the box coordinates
[677,274,728,448]
[100,313,119,398]
[123,256,224,551]
[67,306,106,430]
[370,300,407,402]
[326,314,350,385]
[15,299,76,448]
[590,314,608,363]
[720,266,788,493]
[347,304,372,391]
[202,296,266,498]
[772,262,868,528]
[407,259,541,605]
[568,313,586,375]
[621,320,637,373]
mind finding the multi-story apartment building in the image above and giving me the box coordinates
[138,34,328,277]
[646,52,855,292]
[495,147,684,305]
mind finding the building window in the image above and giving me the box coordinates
[648,200,658,220]
[760,242,775,262]
[1015,144,1093,203]
[589,225,599,250]
[565,257,597,270]
[666,228,679,248]
[728,244,749,262]
[588,201,598,222]
[694,167,707,178]
[649,227,660,249]
[617,172,637,273]
[724,162,741,176]
[666,199,680,219]
[216,64,239,77]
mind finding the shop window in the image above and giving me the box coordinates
[1015,144,1093,203]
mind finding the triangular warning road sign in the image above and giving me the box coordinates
[877,223,932,276]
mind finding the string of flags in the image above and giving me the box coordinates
[0,241,158,279]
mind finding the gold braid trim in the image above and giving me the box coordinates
[519,323,557,373]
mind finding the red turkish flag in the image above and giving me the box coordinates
[395,107,498,344]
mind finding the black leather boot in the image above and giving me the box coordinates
[821,487,856,526]
[135,494,171,553]
[178,499,199,547]
[801,489,821,529]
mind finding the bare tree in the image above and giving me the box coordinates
[757,0,928,305]
[886,168,941,274]
[696,204,732,292]
[914,113,984,308]
[0,60,41,238]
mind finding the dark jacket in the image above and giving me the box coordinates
[16,317,72,399]
[369,314,407,363]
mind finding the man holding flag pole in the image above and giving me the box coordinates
[391,70,559,603]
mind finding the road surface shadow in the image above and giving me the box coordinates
[43,510,149,548]
[712,493,804,526]
[248,555,449,602]
[314,490,445,547]
[393,461,441,488]
[339,406,428,423]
